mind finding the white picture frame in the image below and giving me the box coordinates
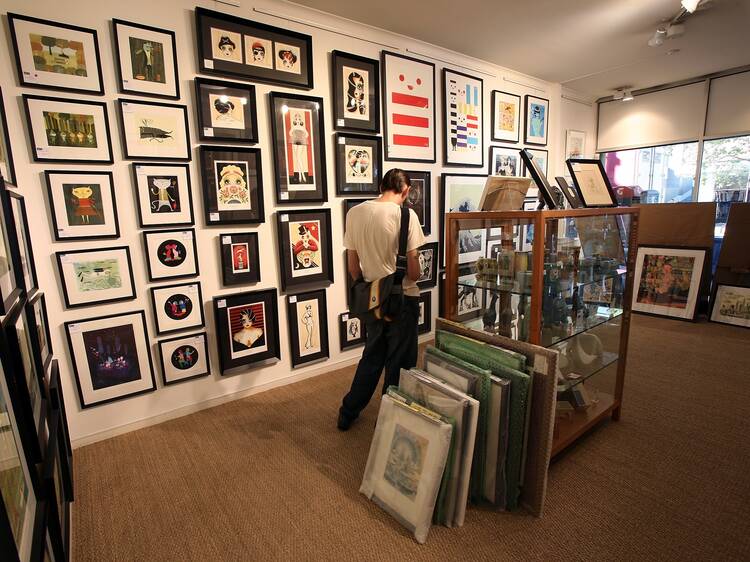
[491,90,521,143]
[710,284,750,328]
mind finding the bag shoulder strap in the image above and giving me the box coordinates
[394,207,409,285]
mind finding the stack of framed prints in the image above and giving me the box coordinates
[442,68,483,167]
[56,247,136,308]
[335,133,382,196]
[195,78,259,143]
[331,50,380,133]
[117,99,190,161]
[710,285,750,328]
[339,312,366,351]
[404,171,432,235]
[143,229,199,281]
[150,282,205,335]
[0,181,23,315]
[41,407,72,561]
[286,290,329,367]
[0,89,17,185]
[276,209,334,291]
[220,232,261,286]
[200,146,264,224]
[491,91,521,144]
[158,332,210,385]
[524,95,549,146]
[132,163,195,228]
[7,191,38,296]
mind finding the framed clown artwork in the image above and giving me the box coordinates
[276,209,333,292]
[199,146,264,225]
[442,68,483,167]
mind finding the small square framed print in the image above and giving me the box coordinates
[338,312,366,350]
[195,77,258,143]
[150,281,205,335]
[132,163,195,228]
[335,133,381,196]
[143,229,199,281]
[117,99,190,160]
[220,232,260,286]
[56,246,137,308]
[158,332,210,385]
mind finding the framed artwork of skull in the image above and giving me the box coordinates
[331,50,380,134]
[286,289,329,367]
[195,77,258,143]
[276,209,334,292]
[335,133,382,196]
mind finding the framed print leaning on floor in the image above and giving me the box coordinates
[710,284,750,328]
[0,88,17,185]
[0,179,23,314]
[442,68,483,167]
[117,99,190,161]
[7,190,38,295]
[331,50,380,133]
[286,289,329,367]
[56,246,136,309]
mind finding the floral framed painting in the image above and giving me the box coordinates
[158,332,210,385]
[335,133,381,196]
[195,77,258,143]
[131,163,195,228]
[331,50,380,133]
[117,99,190,161]
[199,146,264,225]
[276,209,334,292]
[219,232,260,286]
[442,68,483,167]
[286,289,329,367]
[56,246,136,309]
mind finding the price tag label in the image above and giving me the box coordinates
[181,231,193,240]
[209,212,220,221]
[35,147,49,157]
[123,79,130,84]
[338,137,346,144]
[280,214,289,222]
[23,71,40,83]
[203,127,214,137]
[204,59,214,69]
[217,299,226,308]
[135,165,148,176]
[68,324,81,334]
[221,236,232,244]
[342,313,349,321]
[534,354,548,373]
[188,284,198,293]
[280,192,289,200]
[60,255,73,264]
[122,103,136,114]
[336,118,345,127]
[193,335,203,343]
[289,296,297,303]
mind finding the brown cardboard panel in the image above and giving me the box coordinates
[636,202,716,249]
[717,202,750,271]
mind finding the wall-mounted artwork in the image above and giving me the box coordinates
[418,292,431,335]
[382,51,436,163]
[113,19,179,99]
[491,90,521,143]
[522,148,548,193]
[56,247,136,308]
[276,209,334,292]
[8,13,104,95]
[270,92,327,203]
[565,129,585,160]
[65,311,156,408]
[117,99,190,160]
[0,179,22,313]
[132,163,194,228]
[158,332,210,385]
[143,229,199,281]
[489,146,520,177]
[286,289,329,367]
[335,133,381,196]
[23,95,113,163]
[342,198,369,228]
[338,312,366,350]
[417,242,438,289]
[331,50,380,133]
[150,281,205,335]
[443,68,483,167]
[220,232,260,286]
[7,192,38,295]
[439,174,487,266]
[199,146,264,225]
[524,95,549,146]
[0,89,17,185]
[196,8,313,89]
[404,170,431,236]
[26,291,53,376]
[195,77,258,143]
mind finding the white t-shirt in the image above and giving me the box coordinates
[343,200,426,297]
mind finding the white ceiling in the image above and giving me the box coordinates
[292,0,750,98]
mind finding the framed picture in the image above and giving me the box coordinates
[213,288,281,374]
[418,292,432,335]
[199,146,264,225]
[403,170,431,236]
[270,92,327,204]
[491,90,521,143]
[632,246,708,321]
[117,99,190,161]
[45,170,120,240]
[7,191,38,295]
[22,94,113,163]
[48,359,73,463]
[0,89,17,185]
[276,209,334,292]
[554,176,583,208]
[382,51,436,163]
[0,179,23,314]
[158,332,210,385]
[565,129,586,160]
[335,133,382,195]
[339,312,366,350]
[710,284,750,329]
[26,291,53,376]
[195,77,258,143]
[220,232,260,286]
[143,229,199,281]
[8,13,104,95]
[566,159,618,207]
[443,68,483,167]
[56,247,136,308]
[417,242,438,289]
[520,148,563,210]
[489,146,520,177]
[113,19,179,99]
[439,174,487,266]
[132,163,194,228]
[286,289,329,367]
[524,95,549,146]
[65,311,156,408]
[150,281,205,335]
[41,409,70,562]
[331,50,380,133]
[196,7,313,90]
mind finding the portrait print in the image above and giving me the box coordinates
[283,108,316,189]
[342,65,369,121]
[346,317,361,342]
[244,36,272,69]
[296,298,321,357]
[211,28,242,63]
[82,324,140,390]
[214,161,251,212]
[128,37,165,83]
[209,93,246,129]
[384,424,428,499]
[275,42,301,74]
[228,302,267,358]
[63,183,104,225]
[289,220,322,277]
[524,95,549,145]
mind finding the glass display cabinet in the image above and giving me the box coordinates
[443,207,640,455]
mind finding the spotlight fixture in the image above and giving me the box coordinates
[648,26,668,47]
[681,0,701,13]
[622,90,634,102]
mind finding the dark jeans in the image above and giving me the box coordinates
[339,297,420,421]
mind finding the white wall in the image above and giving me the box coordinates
[0,0,566,446]
[558,89,597,176]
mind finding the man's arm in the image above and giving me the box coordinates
[347,249,362,281]
[406,249,420,282]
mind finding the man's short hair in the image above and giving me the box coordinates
[379,168,411,194]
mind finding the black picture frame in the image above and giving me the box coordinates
[331,50,380,133]
[439,173,487,267]
[112,19,180,100]
[276,209,334,292]
[520,148,563,210]
[554,176,583,208]
[7,190,38,295]
[566,158,619,208]
[418,291,432,335]
[442,68,484,167]
[143,229,199,282]
[26,291,53,378]
[0,88,17,185]
[213,288,281,374]
[150,281,205,336]
[195,7,313,90]
[41,410,70,562]
[8,13,105,95]
[194,77,259,143]
[117,98,191,161]
[417,242,438,289]
[524,94,549,146]
[0,178,24,313]
[338,311,366,351]
[286,289,329,367]
[199,145,265,225]
[404,170,431,236]
[489,145,521,177]
[158,331,210,385]
[55,246,137,309]
[269,92,328,204]
[48,359,73,475]
[131,163,195,228]
[490,90,521,143]
[335,132,382,196]
[343,250,354,308]
[219,232,261,286]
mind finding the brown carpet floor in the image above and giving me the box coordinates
[72,315,750,561]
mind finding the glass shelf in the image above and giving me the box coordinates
[556,352,618,393]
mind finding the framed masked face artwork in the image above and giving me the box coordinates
[8,13,104,95]
[150,281,205,335]
[403,170,431,235]
[213,288,281,374]
[143,229,199,281]
[0,89,17,185]
[195,78,258,143]
[491,90,521,143]
[158,332,210,385]
[524,94,549,146]
[443,68,483,167]
[276,209,333,292]
[132,163,194,228]
[199,146,264,225]
[489,146,520,177]
[56,246,136,308]
[113,19,179,99]
[332,50,380,133]
[117,99,190,160]
[270,92,327,204]
[286,290,329,367]
[417,242,438,289]
[220,232,260,286]
[338,312,366,351]
[335,133,382,196]
[418,292,432,335]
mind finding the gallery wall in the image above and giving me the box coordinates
[0,0,582,445]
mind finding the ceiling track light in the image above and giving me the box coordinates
[622,90,634,102]
[681,0,701,13]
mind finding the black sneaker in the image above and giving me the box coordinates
[337,412,354,431]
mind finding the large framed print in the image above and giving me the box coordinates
[132,163,194,228]
[158,332,210,385]
[443,68,483,167]
[710,284,750,328]
[286,290,329,367]
[0,89,17,185]
[113,19,179,99]
[195,78,258,143]
[22,94,113,163]
[566,158,618,208]
[524,95,549,146]
[143,229,199,282]
[196,7,313,90]
[65,311,156,408]
[632,246,707,321]
[270,92,327,204]
[8,13,104,95]
[26,292,53,376]
[276,209,334,292]
[335,133,382,196]
[439,174,487,266]
[7,192,38,295]
[491,90,521,143]
[417,242,438,289]
[45,170,120,240]
[213,288,281,373]
[199,146,264,225]
[339,312,366,350]
[56,247,136,309]
[220,232,260,286]
[117,99,190,161]
[332,50,380,133]
[0,179,22,314]
[382,51,436,163]
[489,146,520,177]
[404,170,431,236]
[418,291,432,335]
[150,281,205,335]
